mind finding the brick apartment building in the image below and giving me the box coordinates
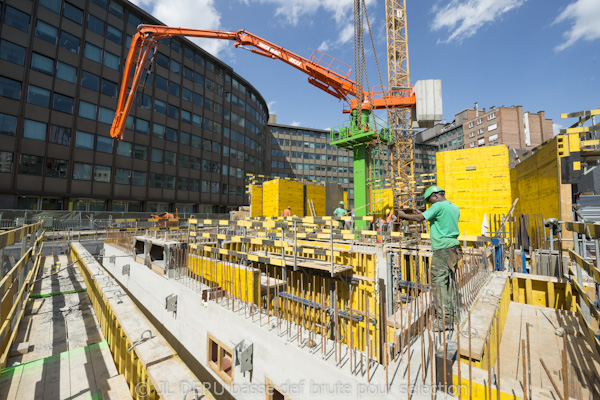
[417,103,554,151]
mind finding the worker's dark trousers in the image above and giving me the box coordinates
[430,245,463,324]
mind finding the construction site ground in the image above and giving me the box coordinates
[0,254,131,400]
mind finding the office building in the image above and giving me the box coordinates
[0,0,269,213]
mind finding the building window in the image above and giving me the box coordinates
[156,52,169,68]
[56,62,77,83]
[115,168,130,184]
[5,6,30,32]
[0,152,13,173]
[150,173,162,188]
[478,128,484,135]
[49,125,71,145]
[87,14,105,35]
[63,3,83,24]
[0,40,26,65]
[45,158,68,178]
[96,136,113,153]
[488,123,497,131]
[134,144,147,160]
[132,170,146,186]
[468,121,474,129]
[101,79,118,97]
[487,112,496,120]
[135,118,149,134]
[27,85,51,108]
[103,51,119,70]
[76,131,94,149]
[164,175,175,189]
[94,165,111,182]
[53,93,74,114]
[91,0,108,8]
[470,141,475,148]
[31,53,54,74]
[478,138,485,146]
[155,75,168,91]
[489,134,498,142]
[108,0,124,18]
[59,31,80,54]
[477,118,483,125]
[164,151,176,166]
[0,76,21,100]
[106,24,122,44]
[117,141,132,157]
[78,101,97,120]
[98,107,114,124]
[84,42,102,63]
[168,81,180,96]
[469,132,475,138]
[0,113,17,136]
[40,0,61,13]
[20,154,44,175]
[128,11,141,26]
[166,128,177,142]
[151,148,163,163]
[154,99,166,114]
[23,120,47,141]
[73,163,92,180]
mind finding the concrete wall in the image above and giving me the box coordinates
[101,244,398,400]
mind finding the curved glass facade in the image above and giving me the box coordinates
[0,0,269,213]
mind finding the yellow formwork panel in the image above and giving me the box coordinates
[187,253,260,305]
[262,179,304,217]
[437,146,513,236]
[305,183,326,216]
[250,185,263,217]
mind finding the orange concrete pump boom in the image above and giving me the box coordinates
[110,25,416,140]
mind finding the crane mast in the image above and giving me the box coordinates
[385,0,414,210]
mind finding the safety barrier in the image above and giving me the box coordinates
[0,222,44,369]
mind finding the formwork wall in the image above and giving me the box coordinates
[437,146,513,236]
[510,136,571,220]
[250,185,263,217]
[262,179,304,217]
[305,183,326,216]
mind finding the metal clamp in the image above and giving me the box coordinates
[127,329,153,352]
[460,327,479,339]
[485,289,503,300]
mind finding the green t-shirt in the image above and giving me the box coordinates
[421,200,460,251]
[333,207,346,217]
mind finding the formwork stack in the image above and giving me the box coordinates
[437,145,513,236]
[262,179,304,217]
[305,182,326,216]
[249,184,263,217]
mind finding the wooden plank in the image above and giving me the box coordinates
[101,374,132,400]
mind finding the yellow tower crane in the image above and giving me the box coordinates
[385,0,414,210]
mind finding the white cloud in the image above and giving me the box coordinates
[318,41,330,52]
[553,0,600,51]
[129,0,226,57]
[255,0,372,26]
[290,121,302,127]
[431,0,527,43]
[553,123,563,136]
[338,24,355,45]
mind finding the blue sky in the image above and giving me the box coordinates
[130,0,600,133]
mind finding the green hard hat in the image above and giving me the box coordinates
[339,201,345,205]
[424,186,444,201]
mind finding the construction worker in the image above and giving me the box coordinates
[397,186,461,330]
[333,201,346,229]
[385,208,397,233]
[282,206,291,218]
